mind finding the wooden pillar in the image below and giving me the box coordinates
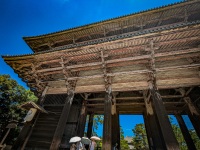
[184,97,200,138]
[50,90,74,150]
[149,83,180,150]
[77,101,87,137]
[102,91,112,150]
[143,91,165,150]
[87,113,94,138]
[111,96,120,149]
[175,113,197,150]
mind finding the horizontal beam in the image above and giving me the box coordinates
[87,95,183,101]
[45,77,200,94]
[23,47,200,74]
[28,63,200,84]
[86,102,185,106]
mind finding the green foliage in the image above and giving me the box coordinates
[93,115,103,132]
[120,126,130,150]
[0,74,37,144]
[171,124,187,150]
[190,129,200,149]
[132,124,148,150]
[170,116,200,150]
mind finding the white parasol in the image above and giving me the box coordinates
[69,136,81,143]
[90,136,101,141]
[81,137,91,145]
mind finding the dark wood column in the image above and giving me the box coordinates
[143,91,165,150]
[184,97,200,138]
[87,113,94,138]
[50,90,74,150]
[77,101,87,137]
[175,113,197,150]
[111,95,120,149]
[149,82,180,150]
[102,90,112,150]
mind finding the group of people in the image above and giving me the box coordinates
[70,139,97,150]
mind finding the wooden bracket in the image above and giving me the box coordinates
[100,49,112,93]
[184,97,200,116]
[143,90,154,115]
[60,56,76,92]
[143,90,151,104]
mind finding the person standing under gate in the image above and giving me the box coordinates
[89,139,96,150]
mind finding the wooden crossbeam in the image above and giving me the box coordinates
[23,47,200,76]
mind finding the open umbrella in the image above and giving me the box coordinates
[81,137,91,145]
[90,136,101,141]
[69,136,81,143]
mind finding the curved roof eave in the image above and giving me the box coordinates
[23,0,186,41]
[3,19,200,59]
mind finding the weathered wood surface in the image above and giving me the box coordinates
[149,83,180,150]
[50,90,74,150]
[102,91,112,150]
[87,113,94,138]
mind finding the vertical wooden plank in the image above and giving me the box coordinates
[175,114,197,150]
[143,94,165,150]
[149,83,180,150]
[50,90,74,150]
[102,91,112,150]
[144,112,154,150]
[87,113,94,138]
[77,101,87,137]
[144,111,166,150]
[184,97,200,138]
[111,103,120,149]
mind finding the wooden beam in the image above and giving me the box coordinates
[102,88,112,150]
[87,95,183,101]
[87,113,94,138]
[31,47,200,74]
[50,90,74,150]
[149,82,180,149]
[27,63,200,83]
[76,100,87,137]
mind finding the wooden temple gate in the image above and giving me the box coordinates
[2,0,200,149]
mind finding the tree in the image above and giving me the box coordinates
[120,126,130,150]
[93,115,104,134]
[190,129,200,149]
[0,74,37,144]
[171,124,187,150]
[132,123,148,150]
[170,116,200,150]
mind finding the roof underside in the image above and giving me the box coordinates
[3,24,200,94]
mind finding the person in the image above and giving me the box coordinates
[85,144,89,150]
[114,143,119,150]
[76,141,84,150]
[70,143,76,150]
[89,139,96,150]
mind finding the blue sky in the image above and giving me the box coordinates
[0,0,184,136]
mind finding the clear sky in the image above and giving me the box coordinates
[0,0,184,136]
